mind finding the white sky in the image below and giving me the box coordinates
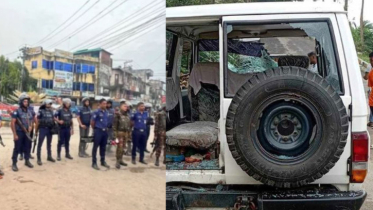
[0,0,165,80]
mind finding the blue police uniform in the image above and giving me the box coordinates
[91,108,109,164]
[11,107,34,163]
[37,108,55,159]
[78,106,91,127]
[131,111,149,162]
[20,106,36,158]
[55,108,73,157]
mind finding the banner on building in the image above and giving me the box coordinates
[82,92,95,98]
[41,89,61,96]
[26,47,42,55]
[161,95,166,103]
[54,70,73,95]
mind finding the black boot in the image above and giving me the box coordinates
[12,163,18,172]
[66,154,73,160]
[25,160,34,168]
[101,161,110,169]
[0,169,4,176]
[139,160,148,165]
[144,149,150,153]
[116,161,120,169]
[37,157,42,166]
[19,154,24,161]
[47,156,56,162]
[155,157,160,167]
[79,152,84,158]
[92,163,100,170]
[29,154,34,159]
[57,154,61,161]
[132,159,136,165]
[119,160,127,166]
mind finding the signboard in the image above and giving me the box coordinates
[82,92,95,98]
[54,70,73,95]
[26,47,42,55]
[41,89,61,96]
[161,95,166,103]
[55,49,74,60]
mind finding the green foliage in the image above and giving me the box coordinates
[351,20,373,60]
[0,55,37,98]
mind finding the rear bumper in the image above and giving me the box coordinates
[166,188,367,210]
[259,190,366,210]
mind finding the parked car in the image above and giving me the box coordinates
[166,2,368,210]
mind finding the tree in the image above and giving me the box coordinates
[0,55,37,99]
[360,0,365,51]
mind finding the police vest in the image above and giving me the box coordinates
[107,108,114,127]
[58,109,73,128]
[39,109,54,128]
[15,107,33,131]
[116,112,131,132]
[80,107,91,125]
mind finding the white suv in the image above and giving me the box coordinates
[166,2,369,210]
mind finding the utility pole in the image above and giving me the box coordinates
[19,45,28,91]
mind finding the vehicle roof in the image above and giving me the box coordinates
[166,2,345,20]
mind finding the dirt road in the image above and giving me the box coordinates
[0,119,165,210]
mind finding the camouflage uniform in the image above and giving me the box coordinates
[154,109,167,165]
[113,110,131,168]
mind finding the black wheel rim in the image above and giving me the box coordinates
[253,94,323,165]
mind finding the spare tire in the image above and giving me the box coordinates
[226,67,349,188]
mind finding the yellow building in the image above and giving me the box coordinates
[24,47,99,103]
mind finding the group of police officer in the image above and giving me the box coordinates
[0,93,166,177]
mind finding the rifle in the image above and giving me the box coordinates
[32,130,39,153]
[150,136,158,158]
[15,117,33,142]
[0,134,5,147]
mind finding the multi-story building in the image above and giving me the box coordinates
[25,47,75,97]
[73,48,113,97]
[24,47,100,104]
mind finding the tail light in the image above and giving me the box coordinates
[350,132,369,183]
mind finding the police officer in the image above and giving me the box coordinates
[20,93,36,161]
[131,102,148,165]
[154,104,167,166]
[11,94,34,171]
[35,99,56,165]
[144,103,154,153]
[113,102,131,169]
[91,99,110,170]
[55,98,74,161]
[77,97,91,158]
[106,99,115,146]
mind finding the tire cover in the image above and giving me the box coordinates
[226,67,349,188]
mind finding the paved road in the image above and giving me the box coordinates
[0,119,165,210]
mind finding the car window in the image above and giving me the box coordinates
[224,21,342,97]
